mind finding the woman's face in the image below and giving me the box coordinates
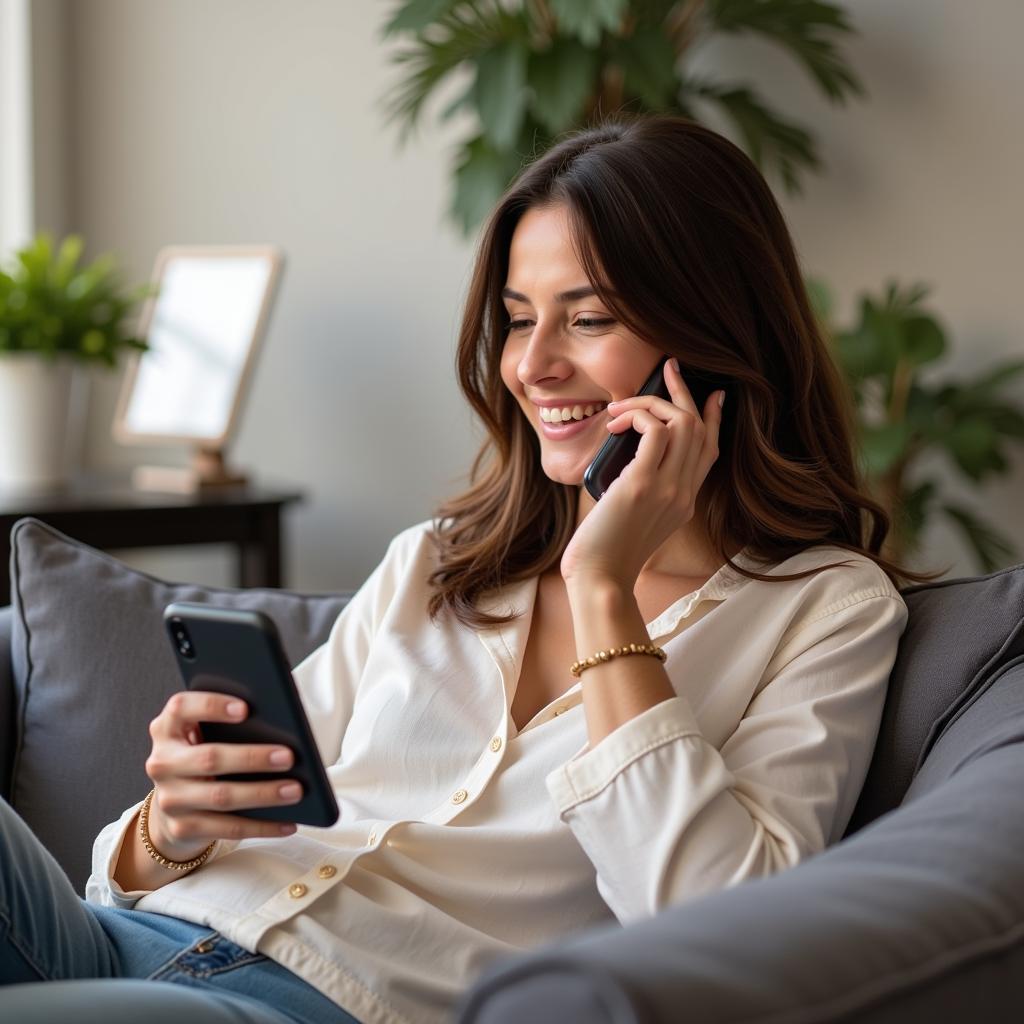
[500,203,663,486]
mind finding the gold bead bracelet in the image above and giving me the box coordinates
[570,642,666,678]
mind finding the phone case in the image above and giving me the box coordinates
[583,358,729,501]
[163,602,340,827]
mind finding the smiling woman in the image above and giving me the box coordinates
[428,116,941,631]
[5,115,949,1024]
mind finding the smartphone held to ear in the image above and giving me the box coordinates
[164,603,340,827]
[583,357,729,502]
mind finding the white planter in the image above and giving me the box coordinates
[0,353,76,492]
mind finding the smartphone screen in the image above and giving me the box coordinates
[164,603,340,827]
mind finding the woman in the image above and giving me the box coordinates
[2,116,940,1024]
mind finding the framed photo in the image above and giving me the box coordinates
[113,245,285,450]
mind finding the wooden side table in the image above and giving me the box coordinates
[0,479,304,605]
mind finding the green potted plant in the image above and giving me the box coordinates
[381,0,864,232]
[0,233,151,491]
[811,278,1024,572]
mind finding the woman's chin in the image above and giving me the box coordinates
[538,455,590,487]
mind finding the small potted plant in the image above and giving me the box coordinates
[0,233,151,491]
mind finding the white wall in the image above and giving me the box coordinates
[37,0,1024,589]
[61,0,480,589]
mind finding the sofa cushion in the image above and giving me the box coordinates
[847,560,1024,833]
[8,517,350,893]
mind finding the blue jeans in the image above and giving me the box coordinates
[0,796,361,1023]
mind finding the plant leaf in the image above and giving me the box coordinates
[900,313,945,367]
[382,0,460,37]
[474,40,530,149]
[859,420,912,476]
[688,79,820,193]
[0,233,147,364]
[528,38,599,135]
[942,418,1001,481]
[548,0,629,46]
[988,405,1024,440]
[706,0,864,102]
[613,25,680,109]
[899,478,937,537]
[835,298,897,379]
[382,6,512,139]
[953,359,1024,409]
[451,136,525,236]
[804,274,834,324]
[941,502,1019,573]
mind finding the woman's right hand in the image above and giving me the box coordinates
[144,690,302,861]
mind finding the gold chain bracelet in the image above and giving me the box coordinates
[138,788,216,872]
[570,641,666,678]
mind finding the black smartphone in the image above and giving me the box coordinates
[163,602,339,827]
[583,357,730,501]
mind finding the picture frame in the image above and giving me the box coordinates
[112,244,285,490]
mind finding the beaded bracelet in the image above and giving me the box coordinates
[570,642,667,678]
[138,788,216,872]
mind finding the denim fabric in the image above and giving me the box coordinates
[0,796,360,1023]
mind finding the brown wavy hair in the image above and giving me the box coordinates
[427,115,947,628]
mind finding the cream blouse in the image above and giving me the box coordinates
[87,519,909,1024]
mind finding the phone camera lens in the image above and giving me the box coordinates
[169,619,196,660]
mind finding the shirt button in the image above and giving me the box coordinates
[553,706,568,716]
[451,788,468,804]
[367,830,377,845]
[318,864,337,879]
[288,883,308,899]
[489,736,502,752]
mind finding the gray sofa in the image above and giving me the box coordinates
[2,516,1023,1022]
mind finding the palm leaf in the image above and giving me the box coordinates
[382,5,519,141]
[686,77,820,192]
[382,0,461,37]
[706,0,864,102]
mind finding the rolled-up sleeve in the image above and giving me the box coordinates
[545,593,908,924]
[86,803,239,908]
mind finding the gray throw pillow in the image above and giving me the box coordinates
[8,517,351,893]
[847,559,1024,833]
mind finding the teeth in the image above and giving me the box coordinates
[539,403,606,423]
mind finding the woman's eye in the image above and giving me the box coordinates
[504,316,614,333]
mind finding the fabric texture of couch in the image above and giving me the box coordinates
[2,516,1023,1022]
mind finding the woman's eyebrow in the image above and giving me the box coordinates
[501,285,597,304]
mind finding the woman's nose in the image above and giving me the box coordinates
[516,321,571,385]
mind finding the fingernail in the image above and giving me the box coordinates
[269,748,292,767]
[226,700,246,718]
[718,391,725,408]
[671,358,680,372]
[279,824,297,835]
[279,782,302,800]
[607,399,620,407]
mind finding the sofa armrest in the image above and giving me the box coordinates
[456,735,1024,1024]
[0,606,14,803]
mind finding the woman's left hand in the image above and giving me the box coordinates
[560,358,725,590]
